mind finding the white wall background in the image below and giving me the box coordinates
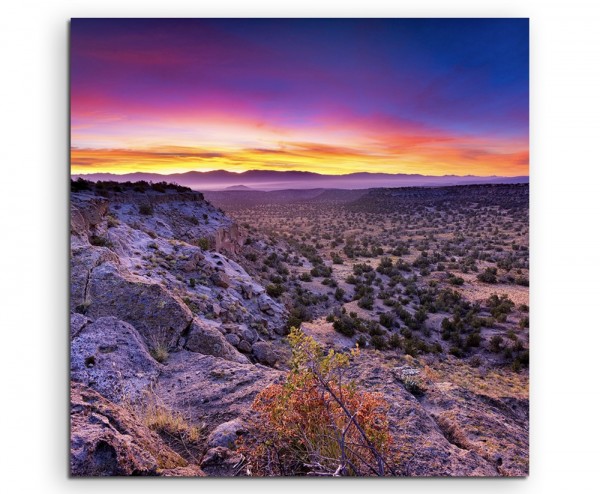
[1,1,599,492]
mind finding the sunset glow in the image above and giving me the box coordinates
[71,19,529,177]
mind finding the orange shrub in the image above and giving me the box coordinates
[238,328,393,476]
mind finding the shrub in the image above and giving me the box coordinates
[379,312,395,329]
[466,332,481,348]
[71,177,91,192]
[89,235,113,248]
[489,335,504,353]
[185,215,199,225]
[400,376,426,397]
[106,215,120,228]
[148,327,175,363]
[197,237,211,250]
[487,294,515,320]
[332,255,344,265]
[311,264,332,278]
[139,204,154,216]
[356,335,368,348]
[477,267,498,284]
[136,393,203,457]
[238,328,393,476]
[370,334,388,350]
[74,299,91,315]
[333,315,357,337]
[448,274,465,286]
[299,272,313,282]
[357,295,374,310]
[266,283,285,298]
[515,349,529,367]
[389,333,402,349]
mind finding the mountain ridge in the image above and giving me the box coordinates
[73,169,529,191]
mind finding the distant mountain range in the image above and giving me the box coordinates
[73,169,529,191]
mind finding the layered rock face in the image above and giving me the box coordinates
[215,223,247,255]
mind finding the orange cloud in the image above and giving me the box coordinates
[71,138,528,177]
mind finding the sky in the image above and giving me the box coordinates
[71,18,529,177]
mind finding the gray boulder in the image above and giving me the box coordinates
[252,341,277,366]
[85,264,193,344]
[71,316,160,402]
[70,312,92,340]
[184,319,247,364]
[206,418,245,449]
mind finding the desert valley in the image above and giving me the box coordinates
[70,177,528,476]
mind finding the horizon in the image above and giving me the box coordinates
[71,19,529,177]
[72,167,529,192]
[73,168,529,178]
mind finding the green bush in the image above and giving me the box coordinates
[299,272,313,282]
[370,334,388,350]
[139,204,154,216]
[466,332,481,347]
[266,283,285,298]
[333,317,356,337]
[357,296,374,310]
[197,237,211,250]
[477,267,498,284]
[89,235,113,248]
[489,335,504,353]
[389,333,402,349]
[379,312,395,329]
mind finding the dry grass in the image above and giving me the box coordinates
[142,402,202,444]
[435,414,473,451]
[125,390,205,465]
[423,359,528,400]
[149,344,169,363]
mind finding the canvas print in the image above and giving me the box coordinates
[70,18,529,477]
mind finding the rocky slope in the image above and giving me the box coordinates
[70,182,289,475]
[70,181,527,476]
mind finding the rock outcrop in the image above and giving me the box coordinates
[185,320,248,364]
[70,382,204,476]
[154,350,282,431]
[215,224,247,255]
[70,188,287,349]
[70,186,292,476]
[71,316,160,402]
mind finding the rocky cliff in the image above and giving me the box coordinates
[69,182,527,477]
[70,184,289,475]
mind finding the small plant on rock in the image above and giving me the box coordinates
[148,327,175,363]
